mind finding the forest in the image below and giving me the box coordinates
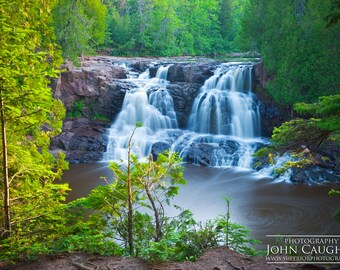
[0,0,339,266]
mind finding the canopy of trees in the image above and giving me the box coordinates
[102,0,246,56]
[240,0,339,105]
[52,0,107,62]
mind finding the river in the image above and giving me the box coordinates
[62,162,340,249]
[61,60,340,250]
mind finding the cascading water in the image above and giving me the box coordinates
[188,64,260,137]
[103,62,264,169]
[172,63,263,167]
[103,65,177,161]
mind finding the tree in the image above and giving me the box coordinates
[105,0,243,56]
[52,0,107,62]
[67,125,259,261]
[0,0,69,257]
[255,95,340,174]
[240,0,339,105]
[84,123,185,255]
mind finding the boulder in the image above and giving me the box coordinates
[185,143,216,166]
[151,142,171,160]
[50,118,109,163]
[290,166,340,183]
[167,63,215,84]
[219,139,241,154]
[166,83,202,128]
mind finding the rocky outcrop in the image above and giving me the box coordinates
[50,118,109,163]
[149,62,215,84]
[167,63,215,84]
[181,138,263,167]
[291,140,340,183]
[51,58,134,162]
[253,63,289,136]
[166,83,201,128]
[254,62,270,89]
[50,57,287,164]
[53,59,131,121]
[186,143,217,166]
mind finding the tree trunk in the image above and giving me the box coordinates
[145,186,162,241]
[127,127,136,255]
[0,89,10,238]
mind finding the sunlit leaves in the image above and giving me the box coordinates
[52,0,107,63]
[0,0,69,260]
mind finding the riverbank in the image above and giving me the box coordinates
[2,247,318,270]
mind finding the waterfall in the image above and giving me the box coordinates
[103,62,264,169]
[172,63,263,168]
[188,64,260,138]
[103,65,177,161]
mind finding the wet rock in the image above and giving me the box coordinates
[132,61,153,72]
[149,66,158,78]
[185,143,216,166]
[257,101,288,137]
[50,57,288,165]
[290,166,340,183]
[50,118,109,163]
[53,61,130,121]
[253,63,289,137]
[254,62,270,89]
[219,139,240,154]
[318,140,340,171]
[167,63,215,84]
[151,142,171,160]
[166,83,201,128]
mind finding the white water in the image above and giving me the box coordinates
[188,64,260,138]
[103,65,177,161]
[104,62,264,169]
[172,63,262,168]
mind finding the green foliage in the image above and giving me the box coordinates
[67,100,85,118]
[51,126,259,262]
[69,130,258,261]
[271,95,340,151]
[125,199,259,262]
[0,0,71,261]
[92,112,109,121]
[240,0,339,105]
[294,95,340,132]
[104,0,248,56]
[82,150,186,254]
[254,95,340,175]
[52,0,107,63]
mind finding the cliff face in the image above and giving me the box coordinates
[53,59,130,121]
[50,57,285,163]
[51,58,131,163]
[253,62,289,137]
